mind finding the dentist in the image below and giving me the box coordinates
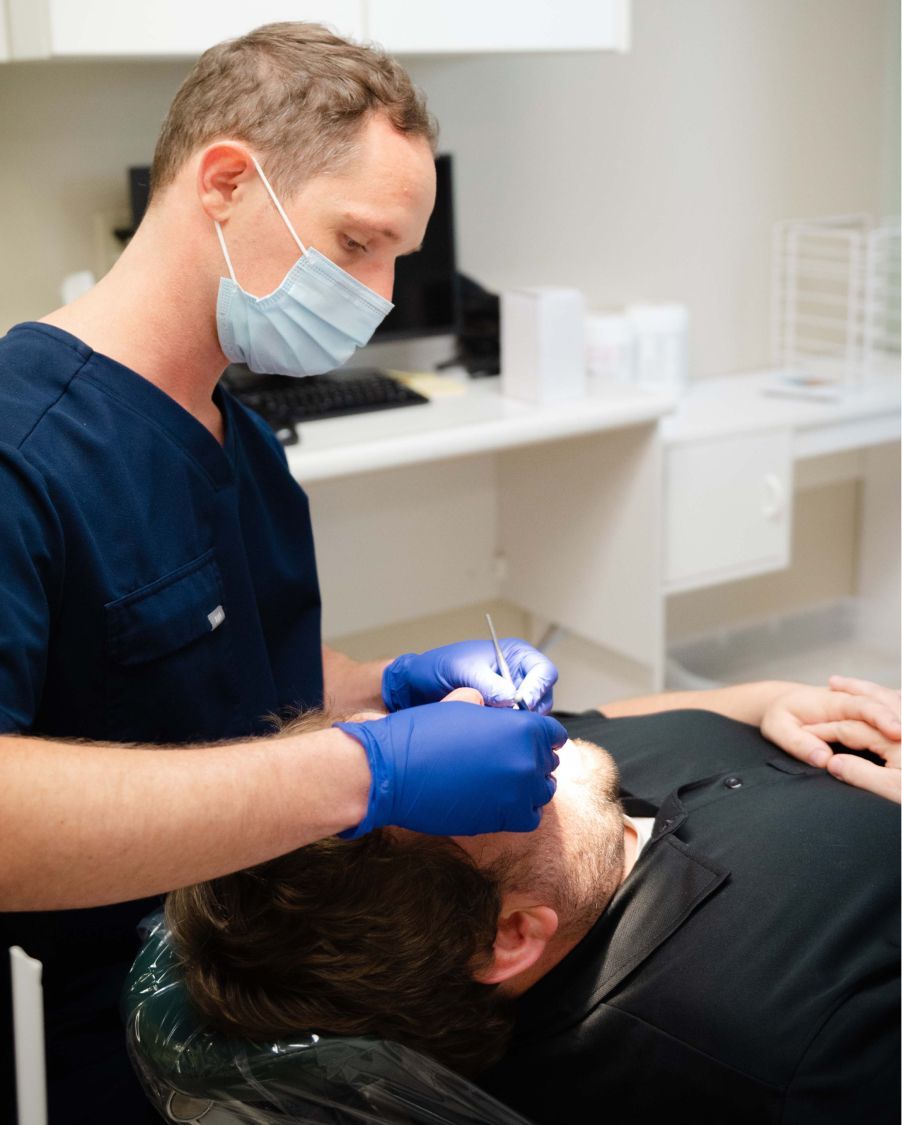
[0,23,561,1123]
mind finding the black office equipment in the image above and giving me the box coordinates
[437,273,501,377]
[224,367,429,444]
[372,153,460,342]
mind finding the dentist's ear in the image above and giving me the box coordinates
[472,903,559,988]
[197,143,258,223]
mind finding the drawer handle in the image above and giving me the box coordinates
[761,473,785,520]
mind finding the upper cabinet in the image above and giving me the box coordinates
[4,1,365,60]
[2,0,630,60]
[367,0,630,54]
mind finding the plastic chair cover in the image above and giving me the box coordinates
[124,914,534,1125]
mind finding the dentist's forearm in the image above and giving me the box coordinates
[0,726,370,910]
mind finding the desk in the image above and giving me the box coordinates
[286,369,899,692]
[660,369,901,683]
[288,376,676,686]
[284,375,675,482]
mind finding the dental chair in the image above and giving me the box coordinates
[124,916,533,1125]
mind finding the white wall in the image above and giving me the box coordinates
[403,0,900,376]
[0,0,897,379]
[0,0,896,668]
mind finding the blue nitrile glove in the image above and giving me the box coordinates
[335,701,567,838]
[382,638,559,714]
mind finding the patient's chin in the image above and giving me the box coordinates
[558,738,620,798]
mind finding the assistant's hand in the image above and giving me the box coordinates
[761,677,901,802]
[335,700,567,837]
[382,638,558,713]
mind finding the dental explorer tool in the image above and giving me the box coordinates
[485,612,521,709]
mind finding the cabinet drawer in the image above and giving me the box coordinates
[664,429,792,592]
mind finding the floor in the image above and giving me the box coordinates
[669,598,901,689]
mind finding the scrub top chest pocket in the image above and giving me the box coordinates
[104,550,238,743]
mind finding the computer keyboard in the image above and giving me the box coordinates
[224,367,430,444]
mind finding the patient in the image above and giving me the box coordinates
[166,677,900,1124]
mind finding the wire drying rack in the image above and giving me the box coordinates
[772,214,901,386]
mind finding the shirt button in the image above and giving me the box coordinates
[661,818,675,830]
[723,776,743,789]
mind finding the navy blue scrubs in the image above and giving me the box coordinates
[0,323,324,1121]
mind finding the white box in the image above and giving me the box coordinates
[501,287,586,403]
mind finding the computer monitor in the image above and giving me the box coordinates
[126,153,459,343]
[373,152,459,342]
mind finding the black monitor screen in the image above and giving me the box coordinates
[128,153,458,342]
[373,152,459,342]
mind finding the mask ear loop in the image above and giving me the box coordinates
[214,154,307,283]
[250,155,308,256]
[214,221,238,282]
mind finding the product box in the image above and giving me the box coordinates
[501,287,586,403]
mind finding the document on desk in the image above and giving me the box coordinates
[762,373,845,402]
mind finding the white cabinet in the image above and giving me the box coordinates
[368,0,630,54]
[5,0,364,60]
[3,0,629,60]
[663,429,792,593]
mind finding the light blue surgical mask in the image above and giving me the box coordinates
[214,156,393,377]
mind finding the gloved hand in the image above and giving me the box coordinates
[382,638,559,714]
[336,701,567,837]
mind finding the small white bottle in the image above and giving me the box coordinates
[627,303,689,395]
[585,311,635,382]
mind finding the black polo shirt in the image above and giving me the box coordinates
[480,709,900,1124]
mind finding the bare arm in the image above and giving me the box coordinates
[601,681,795,725]
[0,726,370,911]
[322,644,390,713]
[602,677,901,802]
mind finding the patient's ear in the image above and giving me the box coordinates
[472,903,559,987]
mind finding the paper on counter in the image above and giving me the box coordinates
[387,371,468,397]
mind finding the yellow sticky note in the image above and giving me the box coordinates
[387,370,468,397]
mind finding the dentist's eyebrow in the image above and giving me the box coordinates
[342,213,423,254]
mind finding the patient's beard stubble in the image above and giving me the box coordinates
[504,740,626,942]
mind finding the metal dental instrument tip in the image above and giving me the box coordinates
[485,612,520,709]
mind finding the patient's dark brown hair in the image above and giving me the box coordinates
[166,713,515,1075]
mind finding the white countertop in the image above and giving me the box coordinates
[285,375,677,483]
[662,366,901,457]
[283,364,900,484]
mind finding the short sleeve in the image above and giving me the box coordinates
[0,443,64,732]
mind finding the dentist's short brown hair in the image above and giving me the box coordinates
[150,21,437,200]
